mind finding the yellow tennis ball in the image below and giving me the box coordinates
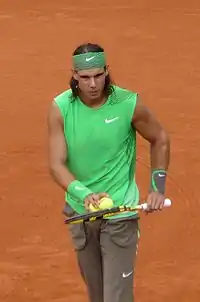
[99,197,114,210]
[89,203,99,212]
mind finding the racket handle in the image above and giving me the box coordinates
[141,198,172,210]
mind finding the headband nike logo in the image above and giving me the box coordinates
[85,56,95,62]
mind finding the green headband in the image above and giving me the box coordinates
[72,52,106,70]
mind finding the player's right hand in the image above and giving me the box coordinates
[84,192,109,210]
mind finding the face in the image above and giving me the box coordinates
[73,67,108,100]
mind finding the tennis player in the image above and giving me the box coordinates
[47,43,170,302]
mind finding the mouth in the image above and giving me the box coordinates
[89,90,99,95]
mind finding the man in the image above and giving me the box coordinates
[47,43,170,302]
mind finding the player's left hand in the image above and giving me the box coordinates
[145,191,165,213]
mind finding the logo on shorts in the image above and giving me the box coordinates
[122,271,133,278]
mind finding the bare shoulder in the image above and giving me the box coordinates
[132,95,156,124]
[132,95,168,142]
[47,101,68,166]
[47,101,63,130]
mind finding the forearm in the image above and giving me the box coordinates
[50,163,75,191]
[150,132,170,194]
[150,134,170,170]
[50,163,93,201]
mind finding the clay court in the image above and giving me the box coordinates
[0,1,200,301]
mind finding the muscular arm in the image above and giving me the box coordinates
[132,96,170,171]
[47,102,108,208]
[47,102,75,190]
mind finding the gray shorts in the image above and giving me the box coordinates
[65,205,139,302]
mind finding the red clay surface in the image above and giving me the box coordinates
[0,1,200,301]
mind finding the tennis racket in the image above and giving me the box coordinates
[64,198,172,224]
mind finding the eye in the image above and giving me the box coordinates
[94,73,104,78]
[81,75,89,79]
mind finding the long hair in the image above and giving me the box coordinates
[69,43,114,100]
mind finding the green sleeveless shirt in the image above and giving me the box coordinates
[54,85,139,219]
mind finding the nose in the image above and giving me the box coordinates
[89,77,96,88]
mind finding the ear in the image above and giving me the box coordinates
[72,69,78,81]
[105,65,109,76]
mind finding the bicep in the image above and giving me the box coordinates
[47,102,67,166]
[132,97,166,143]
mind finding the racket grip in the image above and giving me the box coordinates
[141,198,172,210]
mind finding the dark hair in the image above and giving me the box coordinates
[69,43,114,99]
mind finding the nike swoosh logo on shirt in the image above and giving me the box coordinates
[105,117,119,124]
